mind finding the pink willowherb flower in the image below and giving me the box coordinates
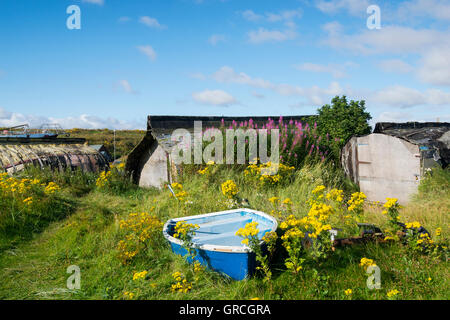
[309,145,314,156]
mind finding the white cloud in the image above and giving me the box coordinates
[375,111,450,123]
[82,0,104,5]
[0,107,143,130]
[192,89,237,106]
[315,0,370,16]
[378,59,414,74]
[322,25,450,55]
[266,8,302,22]
[0,108,12,120]
[208,66,450,109]
[209,34,226,45]
[371,86,425,108]
[241,8,302,23]
[54,115,143,130]
[397,0,450,21]
[211,66,345,106]
[295,62,346,78]
[241,8,301,44]
[321,24,450,86]
[247,27,297,44]
[322,21,343,35]
[275,82,345,106]
[117,80,138,95]
[212,66,272,89]
[371,85,450,108]
[251,91,265,99]
[375,111,415,123]
[417,46,450,86]
[137,45,157,61]
[425,88,450,105]
[242,10,263,22]
[139,16,166,29]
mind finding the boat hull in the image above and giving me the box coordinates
[163,208,277,281]
[168,241,256,280]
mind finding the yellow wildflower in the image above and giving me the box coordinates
[221,180,238,199]
[132,270,148,281]
[435,228,441,236]
[360,257,376,270]
[383,198,398,209]
[268,196,279,204]
[23,197,33,205]
[405,221,421,229]
[387,289,400,298]
[123,291,135,299]
[312,185,326,195]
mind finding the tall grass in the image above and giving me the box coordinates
[19,166,98,196]
[0,164,448,300]
[364,167,450,239]
[0,169,78,252]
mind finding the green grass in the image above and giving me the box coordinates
[0,165,448,300]
[67,128,145,160]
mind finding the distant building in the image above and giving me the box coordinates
[341,122,450,204]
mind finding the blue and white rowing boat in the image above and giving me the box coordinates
[163,208,278,280]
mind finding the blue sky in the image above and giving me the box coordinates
[0,0,449,129]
